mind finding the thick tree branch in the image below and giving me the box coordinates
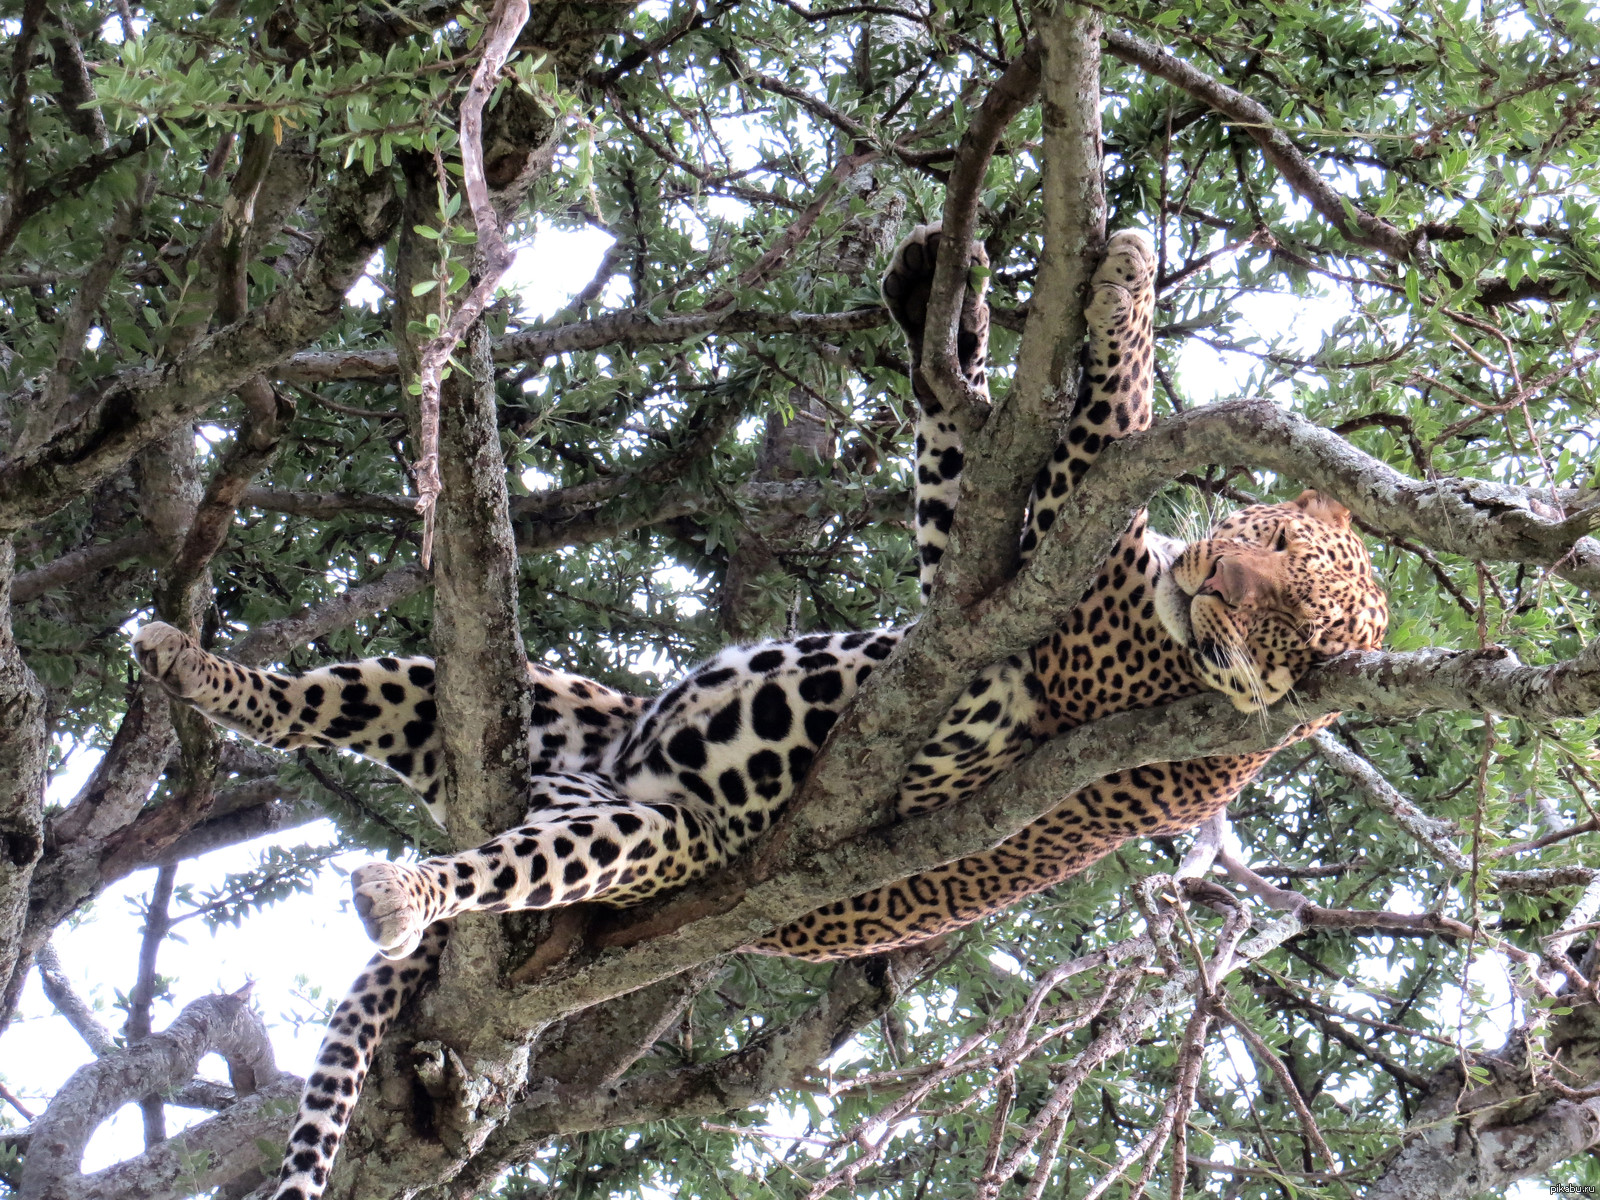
[0,541,47,1032]
[1005,399,1600,633]
[934,9,1100,610]
[18,990,283,1200]
[155,389,295,621]
[1104,28,1416,263]
[1365,999,1600,1200]
[125,863,178,1147]
[450,947,936,1195]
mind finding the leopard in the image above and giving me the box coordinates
[127,224,1387,1200]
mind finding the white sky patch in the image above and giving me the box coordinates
[1,758,380,1171]
[504,224,618,321]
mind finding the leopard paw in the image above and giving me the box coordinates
[130,622,209,699]
[1092,229,1156,294]
[351,863,432,959]
[880,223,991,377]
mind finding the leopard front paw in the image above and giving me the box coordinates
[131,622,208,699]
[351,863,434,959]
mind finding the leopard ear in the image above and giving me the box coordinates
[1292,489,1351,530]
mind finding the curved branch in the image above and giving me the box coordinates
[18,990,285,1200]
[921,38,1041,416]
[1104,28,1415,263]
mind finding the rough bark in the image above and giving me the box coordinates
[17,991,283,1200]
[0,541,47,1029]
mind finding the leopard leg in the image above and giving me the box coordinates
[880,223,992,601]
[270,924,446,1200]
[131,623,644,826]
[348,777,724,958]
[895,654,1036,818]
[755,751,1275,960]
[1017,228,1158,564]
[132,621,449,815]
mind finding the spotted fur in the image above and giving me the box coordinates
[128,225,1386,1200]
[877,222,991,598]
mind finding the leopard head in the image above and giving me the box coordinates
[1153,490,1389,712]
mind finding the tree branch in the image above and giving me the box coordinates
[449,947,937,1194]
[921,38,1041,420]
[34,942,115,1057]
[934,10,1098,610]
[0,541,47,1030]
[1104,28,1416,263]
[18,989,284,1200]
[0,165,402,535]
[12,532,163,604]
[277,308,889,384]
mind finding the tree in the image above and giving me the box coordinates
[2,0,1598,1196]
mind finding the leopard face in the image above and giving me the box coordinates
[1153,490,1388,712]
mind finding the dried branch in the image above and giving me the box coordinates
[1312,732,1469,871]
[412,0,536,566]
[1213,999,1335,1170]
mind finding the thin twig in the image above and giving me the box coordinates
[413,0,536,566]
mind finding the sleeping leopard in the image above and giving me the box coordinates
[129,226,1388,1200]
